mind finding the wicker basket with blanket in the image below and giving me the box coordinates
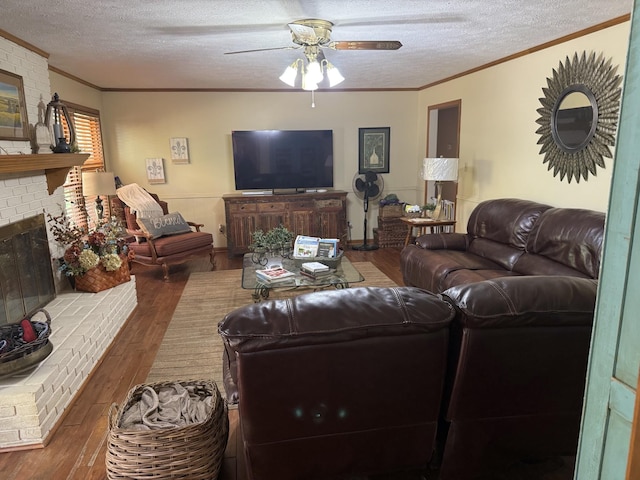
[106,379,228,480]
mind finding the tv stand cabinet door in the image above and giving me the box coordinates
[290,199,318,237]
[316,196,347,242]
[224,192,347,257]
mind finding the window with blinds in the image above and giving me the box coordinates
[61,102,106,231]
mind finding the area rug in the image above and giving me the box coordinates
[145,262,397,400]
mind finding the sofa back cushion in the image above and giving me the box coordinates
[465,198,552,270]
[518,207,605,278]
[467,198,552,248]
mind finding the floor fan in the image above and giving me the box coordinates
[352,171,384,251]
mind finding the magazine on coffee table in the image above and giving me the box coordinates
[255,266,295,283]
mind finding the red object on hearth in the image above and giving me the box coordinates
[21,319,37,342]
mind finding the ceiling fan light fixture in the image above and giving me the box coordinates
[279,60,300,87]
[326,63,345,87]
[306,60,324,84]
[301,72,318,91]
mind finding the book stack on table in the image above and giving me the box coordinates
[299,261,333,280]
[255,266,295,284]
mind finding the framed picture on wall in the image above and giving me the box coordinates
[358,127,390,174]
[146,158,166,184]
[0,69,29,141]
[170,137,189,164]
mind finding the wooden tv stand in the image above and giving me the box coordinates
[223,191,348,257]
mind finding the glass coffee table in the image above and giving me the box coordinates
[242,253,364,302]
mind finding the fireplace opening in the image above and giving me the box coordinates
[0,214,56,326]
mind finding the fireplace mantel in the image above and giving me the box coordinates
[0,153,90,194]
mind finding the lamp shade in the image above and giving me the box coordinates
[82,171,116,197]
[423,157,459,181]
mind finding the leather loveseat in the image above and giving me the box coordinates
[219,286,455,480]
[401,198,604,478]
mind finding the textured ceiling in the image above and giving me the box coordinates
[0,0,632,90]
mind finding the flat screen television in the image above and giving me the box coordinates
[232,129,333,191]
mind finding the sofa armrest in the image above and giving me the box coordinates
[442,275,597,328]
[415,232,470,250]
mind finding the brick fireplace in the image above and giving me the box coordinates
[0,32,137,450]
[0,170,137,450]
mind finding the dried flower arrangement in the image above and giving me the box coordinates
[47,212,130,278]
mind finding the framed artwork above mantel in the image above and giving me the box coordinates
[0,69,29,141]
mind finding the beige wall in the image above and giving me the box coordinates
[47,86,422,247]
[50,20,630,247]
[418,22,631,226]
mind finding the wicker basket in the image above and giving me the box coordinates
[375,217,407,248]
[0,309,52,363]
[106,380,228,480]
[379,203,404,218]
[75,255,130,293]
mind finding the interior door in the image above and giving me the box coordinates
[426,100,461,226]
[575,7,640,478]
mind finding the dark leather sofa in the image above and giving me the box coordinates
[401,198,604,478]
[218,286,455,480]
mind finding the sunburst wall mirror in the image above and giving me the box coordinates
[535,51,623,183]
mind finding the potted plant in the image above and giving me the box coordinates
[264,224,294,255]
[250,225,295,261]
[421,203,437,218]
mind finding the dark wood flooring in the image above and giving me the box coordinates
[0,247,574,480]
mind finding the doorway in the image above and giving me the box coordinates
[425,100,461,210]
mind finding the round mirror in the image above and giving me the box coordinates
[551,86,597,153]
[536,52,622,183]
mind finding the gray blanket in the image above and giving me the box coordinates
[119,383,213,430]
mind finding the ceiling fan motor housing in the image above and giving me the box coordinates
[290,19,334,46]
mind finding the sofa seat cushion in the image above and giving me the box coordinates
[130,231,213,259]
[512,252,592,278]
[401,244,508,293]
[441,269,520,290]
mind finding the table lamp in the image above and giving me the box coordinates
[82,171,116,221]
[423,157,459,220]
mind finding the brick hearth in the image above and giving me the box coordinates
[0,279,137,450]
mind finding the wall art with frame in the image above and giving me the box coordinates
[358,127,390,174]
[0,69,29,141]
[170,137,189,164]
[146,157,166,184]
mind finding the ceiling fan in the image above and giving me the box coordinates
[224,18,403,56]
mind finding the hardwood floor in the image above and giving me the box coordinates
[0,247,405,480]
[0,247,574,480]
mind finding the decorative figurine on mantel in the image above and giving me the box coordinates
[33,96,52,154]
[44,92,75,153]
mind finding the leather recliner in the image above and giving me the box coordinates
[218,286,455,480]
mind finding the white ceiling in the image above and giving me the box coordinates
[0,0,632,91]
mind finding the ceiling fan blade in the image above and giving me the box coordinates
[288,23,318,44]
[225,45,299,55]
[329,41,402,51]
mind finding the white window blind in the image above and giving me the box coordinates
[61,102,106,231]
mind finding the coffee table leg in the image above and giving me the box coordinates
[252,284,270,302]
